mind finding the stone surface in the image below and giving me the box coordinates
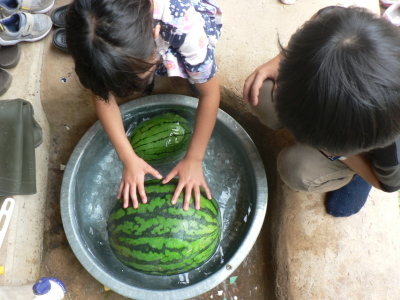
[0,40,50,286]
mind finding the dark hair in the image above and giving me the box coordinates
[65,0,158,101]
[275,6,400,155]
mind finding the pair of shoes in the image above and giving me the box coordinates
[0,12,52,45]
[0,68,12,96]
[380,0,399,8]
[0,0,54,18]
[0,44,20,68]
[383,1,400,26]
[51,5,68,51]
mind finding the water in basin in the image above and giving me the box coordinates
[62,95,267,299]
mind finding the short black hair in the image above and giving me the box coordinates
[65,0,158,101]
[275,6,400,155]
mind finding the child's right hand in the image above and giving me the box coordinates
[118,155,162,209]
[243,54,282,106]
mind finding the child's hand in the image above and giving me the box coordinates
[118,155,162,209]
[243,54,282,106]
[162,157,212,211]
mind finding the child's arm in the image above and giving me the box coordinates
[243,53,282,106]
[92,94,162,208]
[341,154,382,189]
[162,75,220,211]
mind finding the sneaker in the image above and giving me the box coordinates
[383,1,400,26]
[0,0,54,17]
[380,0,399,8]
[0,12,52,46]
[280,0,296,4]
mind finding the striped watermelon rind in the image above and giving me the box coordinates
[129,112,192,164]
[107,179,221,276]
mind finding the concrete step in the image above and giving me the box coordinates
[0,39,50,285]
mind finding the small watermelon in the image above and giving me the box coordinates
[129,112,192,164]
[107,179,221,276]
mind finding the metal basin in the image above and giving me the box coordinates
[61,94,267,299]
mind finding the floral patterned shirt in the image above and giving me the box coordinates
[153,0,223,84]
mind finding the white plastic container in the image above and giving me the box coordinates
[0,277,66,300]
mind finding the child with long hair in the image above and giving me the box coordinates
[65,0,222,210]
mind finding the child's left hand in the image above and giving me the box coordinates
[162,157,212,211]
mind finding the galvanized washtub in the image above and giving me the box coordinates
[61,95,267,299]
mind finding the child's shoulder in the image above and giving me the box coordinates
[154,0,194,21]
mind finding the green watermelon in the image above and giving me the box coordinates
[107,179,221,275]
[129,112,192,164]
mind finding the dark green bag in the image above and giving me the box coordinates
[0,99,42,196]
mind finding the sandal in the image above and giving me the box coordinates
[383,1,400,26]
[51,4,69,28]
[52,27,68,52]
[0,44,21,69]
[0,69,12,96]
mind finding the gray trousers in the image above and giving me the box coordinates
[248,80,355,192]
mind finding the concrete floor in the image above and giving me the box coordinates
[32,0,393,299]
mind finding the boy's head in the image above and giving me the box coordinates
[65,0,158,101]
[275,6,400,155]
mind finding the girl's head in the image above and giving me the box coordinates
[65,0,159,101]
[275,6,400,155]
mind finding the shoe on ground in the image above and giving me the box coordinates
[0,44,20,68]
[52,27,67,51]
[0,68,12,96]
[0,0,54,17]
[383,1,400,26]
[0,12,52,46]
[380,0,399,8]
[280,0,296,4]
[51,4,68,27]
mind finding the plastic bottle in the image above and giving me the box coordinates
[0,277,66,299]
[32,277,66,300]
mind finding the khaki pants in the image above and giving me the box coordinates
[248,80,355,192]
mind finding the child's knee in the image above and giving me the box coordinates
[277,145,313,191]
[247,79,283,130]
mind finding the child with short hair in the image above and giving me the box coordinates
[244,6,400,217]
[65,0,222,210]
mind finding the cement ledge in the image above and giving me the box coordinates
[0,39,50,285]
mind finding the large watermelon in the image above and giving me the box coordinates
[107,179,221,275]
[129,112,192,164]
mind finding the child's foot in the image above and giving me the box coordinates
[280,0,296,4]
[326,175,372,217]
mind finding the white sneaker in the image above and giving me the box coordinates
[0,0,54,18]
[380,0,399,8]
[280,0,296,4]
[0,12,52,46]
[383,1,400,26]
